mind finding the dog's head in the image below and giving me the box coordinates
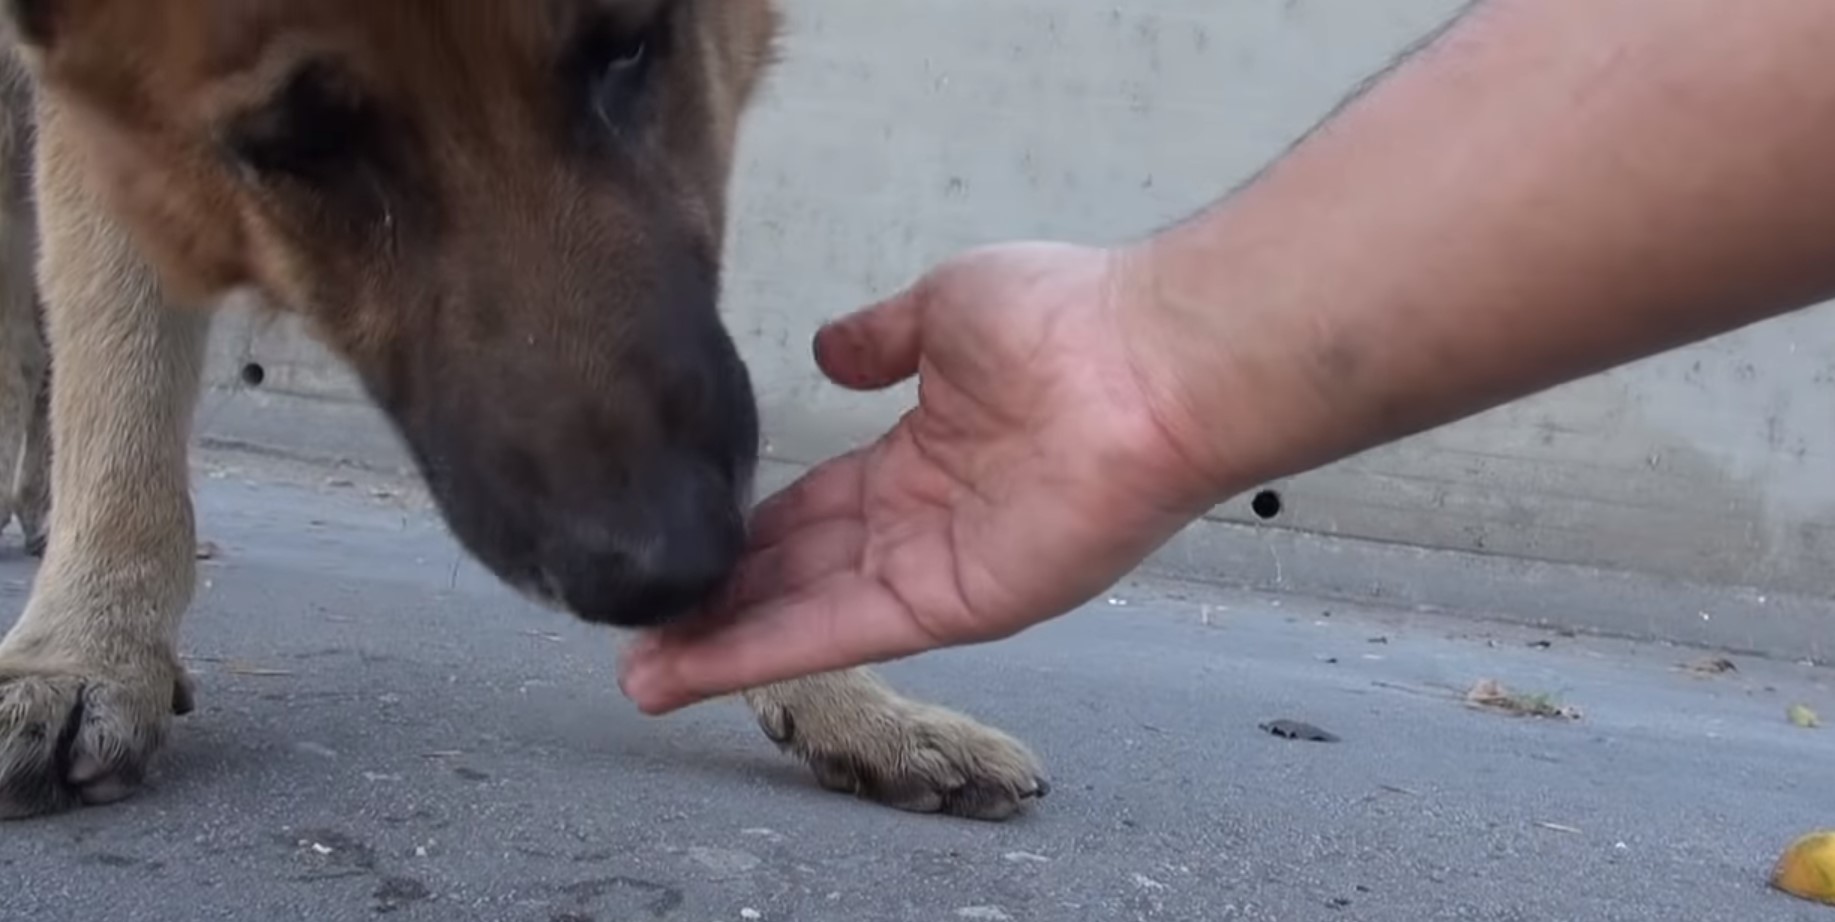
[7,0,779,627]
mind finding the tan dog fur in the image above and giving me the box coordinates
[0,1,1047,822]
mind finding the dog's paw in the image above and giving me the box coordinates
[755,697,1050,821]
[0,658,192,819]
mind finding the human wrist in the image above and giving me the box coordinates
[1106,218,1346,513]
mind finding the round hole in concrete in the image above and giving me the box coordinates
[1250,489,1284,521]
[239,362,266,387]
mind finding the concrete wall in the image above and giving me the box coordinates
[196,0,1835,659]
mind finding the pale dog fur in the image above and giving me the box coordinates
[0,8,1047,822]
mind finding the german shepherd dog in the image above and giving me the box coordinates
[0,0,1047,821]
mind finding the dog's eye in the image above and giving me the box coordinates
[603,35,649,77]
[582,26,658,134]
[223,61,371,183]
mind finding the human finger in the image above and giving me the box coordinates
[722,516,864,611]
[744,451,866,550]
[814,279,928,391]
[617,577,936,714]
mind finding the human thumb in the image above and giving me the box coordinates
[814,279,927,391]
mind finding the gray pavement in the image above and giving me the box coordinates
[2,450,1832,922]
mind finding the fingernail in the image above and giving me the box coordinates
[812,323,841,363]
[819,338,878,391]
[618,664,657,707]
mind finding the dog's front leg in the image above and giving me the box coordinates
[0,105,207,819]
[742,668,1051,822]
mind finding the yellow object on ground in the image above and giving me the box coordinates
[1772,831,1835,906]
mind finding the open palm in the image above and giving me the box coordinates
[619,242,1216,714]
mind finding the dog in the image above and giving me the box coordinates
[0,0,1048,822]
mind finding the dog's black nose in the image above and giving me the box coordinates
[541,459,745,627]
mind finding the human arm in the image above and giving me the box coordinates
[1128,0,1835,495]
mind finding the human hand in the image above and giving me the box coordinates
[617,241,1224,714]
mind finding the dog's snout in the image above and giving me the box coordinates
[543,460,746,627]
[381,242,761,632]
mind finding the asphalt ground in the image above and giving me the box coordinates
[1,451,1830,921]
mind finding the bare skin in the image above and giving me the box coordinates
[618,0,1835,714]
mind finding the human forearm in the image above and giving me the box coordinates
[1127,0,1835,497]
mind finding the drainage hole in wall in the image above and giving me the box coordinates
[239,362,267,387]
[1250,489,1284,521]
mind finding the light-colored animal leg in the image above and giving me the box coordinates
[743,668,1050,821]
[0,102,206,819]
